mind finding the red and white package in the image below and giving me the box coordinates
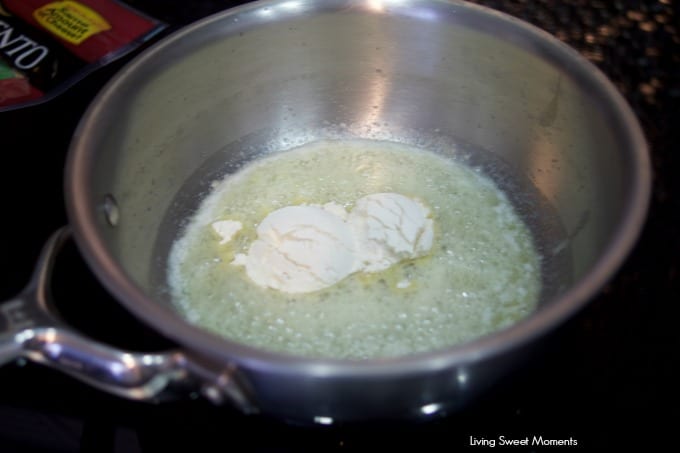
[0,0,165,110]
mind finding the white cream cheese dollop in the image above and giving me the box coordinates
[349,193,434,272]
[232,204,356,293]
[211,220,243,244]
[215,193,434,294]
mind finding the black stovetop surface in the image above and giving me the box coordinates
[1,1,678,451]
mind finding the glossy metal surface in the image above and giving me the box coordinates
[0,229,256,413]
[59,0,649,421]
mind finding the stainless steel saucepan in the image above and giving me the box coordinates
[0,0,650,423]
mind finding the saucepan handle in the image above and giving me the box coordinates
[0,228,257,413]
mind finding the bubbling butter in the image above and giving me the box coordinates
[168,139,541,359]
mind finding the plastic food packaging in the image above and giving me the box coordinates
[0,0,165,110]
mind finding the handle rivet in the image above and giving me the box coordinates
[102,194,120,227]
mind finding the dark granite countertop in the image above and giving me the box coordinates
[1,1,678,451]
